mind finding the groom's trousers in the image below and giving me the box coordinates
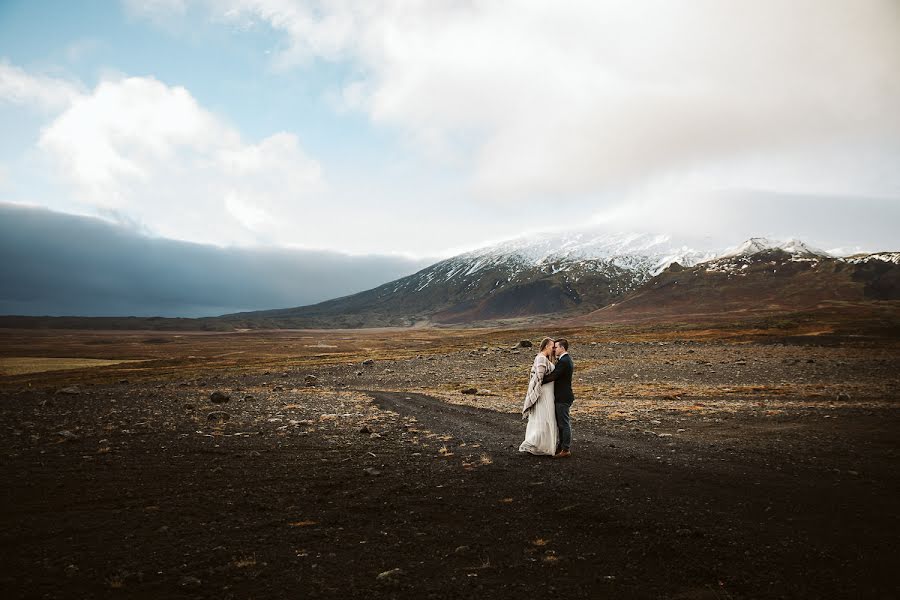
[555,402,572,451]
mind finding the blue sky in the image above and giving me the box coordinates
[1,0,899,258]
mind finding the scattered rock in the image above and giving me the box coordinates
[209,391,230,403]
[454,545,471,555]
[64,564,79,577]
[460,388,478,395]
[305,375,318,387]
[358,425,372,434]
[369,432,382,440]
[272,385,285,392]
[377,568,403,581]
[364,467,382,476]
[207,411,231,422]
[56,386,81,395]
[836,392,851,401]
[179,575,202,589]
[516,340,533,348]
[243,395,255,401]
[362,359,375,366]
[356,371,364,377]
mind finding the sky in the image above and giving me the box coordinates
[1,1,899,315]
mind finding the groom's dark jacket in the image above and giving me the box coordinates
[542,353,574,404]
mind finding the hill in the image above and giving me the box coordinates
[574,240,900,325]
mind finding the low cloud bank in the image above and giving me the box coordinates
[0,203,429,317]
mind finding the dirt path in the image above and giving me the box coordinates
[366,391,898,599]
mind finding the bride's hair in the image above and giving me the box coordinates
[539,337,554,351]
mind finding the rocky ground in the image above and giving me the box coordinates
[1,330,898,598]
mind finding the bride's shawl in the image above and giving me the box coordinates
[522,353,554,418]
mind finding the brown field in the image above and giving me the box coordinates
[0,357,147,376]
[1,320,898,599]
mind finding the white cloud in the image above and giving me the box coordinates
[37,75,324,246]
[0,59,83,112]
[178,0,900,200]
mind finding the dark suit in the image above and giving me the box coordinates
[542,354,574,404]
[542,353,574,451]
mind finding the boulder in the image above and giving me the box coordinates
[516,340,533,348]
[460,387,478,395]
[209,390,230,403]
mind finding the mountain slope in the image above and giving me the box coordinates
[220,230,719,328]
[575,243,900,324]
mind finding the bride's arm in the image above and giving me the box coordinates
[522,357,548,415]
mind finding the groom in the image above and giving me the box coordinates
[542,338,574,458]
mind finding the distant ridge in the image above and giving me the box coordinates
[219,229,720,328]
[573,241,900,325]
[219,232,897,329]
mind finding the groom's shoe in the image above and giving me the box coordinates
[553,449,571,459]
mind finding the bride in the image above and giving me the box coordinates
[519,337,558,455]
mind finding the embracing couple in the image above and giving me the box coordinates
[519,337,574,458]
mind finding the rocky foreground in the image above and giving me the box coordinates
[1,332,898,598]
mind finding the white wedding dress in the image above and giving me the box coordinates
[519,355,558,456]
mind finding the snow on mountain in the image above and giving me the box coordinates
[719,237,830,259]
[434,229,719,285]
[845,252,900,265]
[702,237,832,275]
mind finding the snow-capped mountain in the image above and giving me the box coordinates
[446,230,718,278]
[223,228,723,327]
[221,230,899,328]
[577,237,900,324]
[719,237,829,259]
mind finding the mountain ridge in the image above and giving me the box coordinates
[219,232,897,328]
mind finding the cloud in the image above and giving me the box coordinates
[0,202,430,317]
[37,75,324,246]
[176,0,900,199]
[0,59,83,112]
[589,187,900,253]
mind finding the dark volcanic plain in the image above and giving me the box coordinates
[1,321,898,599]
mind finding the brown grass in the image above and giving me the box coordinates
[0,357,145,376]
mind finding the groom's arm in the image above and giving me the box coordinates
[542,358,570,384]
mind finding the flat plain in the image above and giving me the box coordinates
[1,322,897,599]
